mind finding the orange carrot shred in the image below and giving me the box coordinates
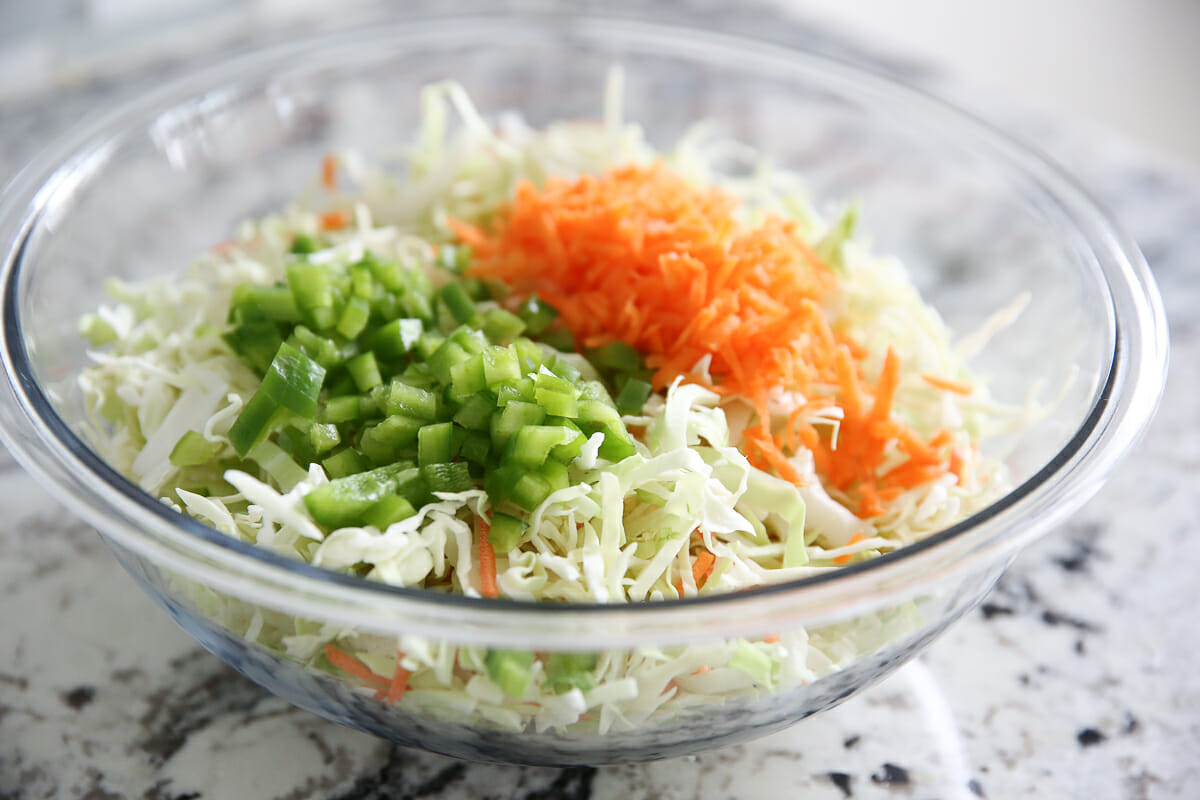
[921,373,974,395]
[324,644,388,688]
[691,550,717,589]
[834,532,865,564]
[870,347,901,423]
[321,154,338,190]
[927,429,953,451]
[949,448,965,481]
[763,634,781,644]
[477,518,498,599]
[834,346,864,420]
[857,485,888,518]
[318,209,349,230]
[743,426,805,487]
[385,651,411,704]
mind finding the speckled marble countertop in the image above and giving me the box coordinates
[2,5,1198,799]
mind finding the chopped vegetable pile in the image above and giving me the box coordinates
[76,77,1021,733]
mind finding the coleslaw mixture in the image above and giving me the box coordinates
[76,77,1028,733]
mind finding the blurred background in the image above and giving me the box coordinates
[2,0,1199,169]
[795,0,1200,168]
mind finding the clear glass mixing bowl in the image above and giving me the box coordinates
[0,11,1167,765]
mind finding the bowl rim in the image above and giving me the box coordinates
[0,10,1169,647]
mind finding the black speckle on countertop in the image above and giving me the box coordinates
[60,685,95,711]
[870,763,910,785]
[414,764,467,798]
[326,747,409,800]
[136,656,269,767]
[328,748,596,800]
[826,772,853,798]
[978,577,1038,620]
[329,749,466,800]
[79,780,122,800]
[842,734,861,749]
[1041,609,1101,632]
[1051,525,1106,574]
[110,667,145,685]
[967,777,987,797]
[0,672,29,692]
[519,766,596,800]
[979,602,1015,620]
[141,780,202,800]
[1077,728,1107,747]
[0,749,34,799]
[1123,712,1141,734]
[981,576,1106,644]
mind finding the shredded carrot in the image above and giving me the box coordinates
[823,349,887,492]
[742,426,804,486]
[895,427,936,464]
[763,634,781,644]
[948,448,965,481]
[784,406,804,452]
[691,551,716,587]
[324,643,388,688]
[870,348,901,423]
[477,518,499,599]
[921,373,974,395]
[833,345,865,421]
[857,484,889,518]
[321,154,338,190]
[881,460,945,489]
[834,532,865,565]
[458,163,836,401]
[927,429,953,451]
[382,651,411,704]
[456,162,956,512]
[318,209,349,230]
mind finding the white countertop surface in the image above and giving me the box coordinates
[1,4,1197,798]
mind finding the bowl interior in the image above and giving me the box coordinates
[15,19,1111,502]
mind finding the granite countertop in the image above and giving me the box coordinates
[1,6,1198,799]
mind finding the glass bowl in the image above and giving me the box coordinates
[0,11,1167,765]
